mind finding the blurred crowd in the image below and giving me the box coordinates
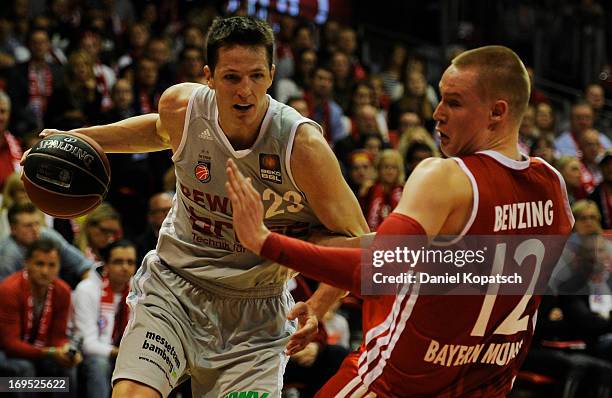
[0,1,611,397]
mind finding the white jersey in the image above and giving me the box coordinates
[157,85,323,290]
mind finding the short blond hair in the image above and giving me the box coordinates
[452,45,530,122]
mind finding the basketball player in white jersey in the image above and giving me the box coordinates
[36,16,368,398]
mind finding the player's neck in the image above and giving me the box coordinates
[219,100,269,150]
[485,131,523,161]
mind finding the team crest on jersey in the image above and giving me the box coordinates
[259,154,282,184]
[194,160,212,183]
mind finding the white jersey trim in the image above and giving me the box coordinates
[213,94,276,159]
[477,150,530,170]
[537,157,576,228]
[171,86,199,162]
[432,158,479,246]
[285,118,323,192]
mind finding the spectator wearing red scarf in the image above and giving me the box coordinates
[73,240,136,398]
[361,149,405,231]
[0,239,80,391]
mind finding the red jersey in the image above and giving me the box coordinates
[319,151,574,397]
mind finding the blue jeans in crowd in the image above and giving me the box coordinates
[80,354,113,398]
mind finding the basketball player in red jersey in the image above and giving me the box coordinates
[227,45,574,397]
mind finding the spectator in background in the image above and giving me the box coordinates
[556,156,588,204]
[348,81,389,142]
[579,128,604,195]
[369,74,392,116]
[0,171,28,240]
[519,104,539,154]
[556,101,611,157]
[45,49,103,129]
[530,134,558,165]
[0,239,81,397]
[0,91,22,190]
[132,56,163,114]
[361,149,404,231]
[404,141,436,178]
[585,82,611,137]
[388,69,435,131]
[0,202,92,288]
[304,66,349,147]
[361,133,386,164]
[380,43,407,101]
[73,240,136,398]
[397,125,438,164]
[286,96,309,117]
[535,102,557,137]
[274,48,317,104]
[75,203,123,262]
[117,22,150,72]
[336,26,366,80]
[177,46,206,84]
[100,78,135,123]
[589,148,612,230]
[347,149,375,199]
[146,36,176,88]
[135,192,172,263]
[6,28,63,136]
[78,29,116,112]
[330,51,353,113]
[350,104,384,146]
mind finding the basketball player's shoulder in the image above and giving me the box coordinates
[159,82,202,112]
[407,157,472,205]
[291,122,328,160]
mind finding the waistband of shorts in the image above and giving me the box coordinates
[159,260,286,299]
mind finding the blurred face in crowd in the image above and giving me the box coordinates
[574,205,601,236]
[184,26,205,49]
[26,249,60,290]
[570,104,594,136]
[182,48,204,79]
[379,157,400,186]
[434,65,492,157]
[80,33,101,59]
[331,52,350,80]
[312,68,334,99]
[560,158,582,190]
[11,212,41,246]
[70,53,93,81]
[29,30,50,62]
[130,24,150,49]
[519,105,536,137]
[356,105,378,134]
[535,102,554,131]
[585,84,605,111]
[407,71,427,97]
[106,246,136,289]
[293,26,314,50]
[353,84,374,108]
[390,45,407,69]
[579,129,601,164]
[148,39,171,66]
[287,98,309,117]
[205,45,274,137]
[364,135,383,160]
[112,79,134,110]
[0,96,10,132]
[350,156,374,186]
[137,58,159,88]
[88,218,123,251]
[148,193,172,232]
[530,137,555,164]
[399,112,421,131]
[298,50,317,77]
[407,147,434,174]
[338,28,356,55]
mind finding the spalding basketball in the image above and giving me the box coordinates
[22,132,111,218]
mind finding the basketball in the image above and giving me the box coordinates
[22,132,111,218]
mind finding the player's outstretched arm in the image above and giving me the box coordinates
[37,83,200,154]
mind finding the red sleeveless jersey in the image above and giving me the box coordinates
[320,151,574,398]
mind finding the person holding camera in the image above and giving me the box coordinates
[0,238,81,397]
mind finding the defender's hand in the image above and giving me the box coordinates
[225,159,270,255]
[286,301,318,356]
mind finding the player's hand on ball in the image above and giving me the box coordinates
[286,301,318,356]
[20,129,66,166]
[226,159,270,255]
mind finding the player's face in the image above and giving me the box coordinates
[26,249,60,289]
[206,45,274,133]
[106,246,136,288]
[434,65,492,157]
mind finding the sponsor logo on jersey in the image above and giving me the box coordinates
[194,160,211,183]
[259,154,282,184]
[223,391,269,398]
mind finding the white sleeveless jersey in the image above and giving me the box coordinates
[156,85,323,289]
